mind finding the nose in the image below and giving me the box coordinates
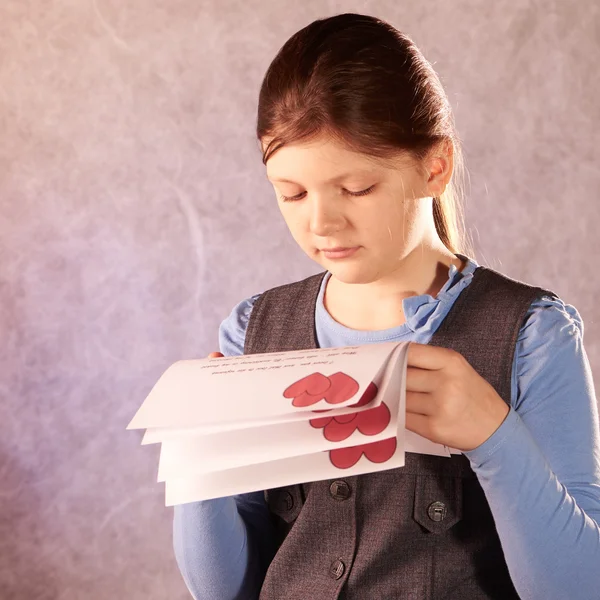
[308,193,345,237]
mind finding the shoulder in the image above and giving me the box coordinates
[472,263,583,336]
[513,291,586,410]
[519,292,584,341]
[218,293,261,357]
[217,272,327,356]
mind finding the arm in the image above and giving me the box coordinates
[172,295,277,599]
[464,295,600,600]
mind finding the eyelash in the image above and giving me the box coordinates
[278,185,376,203]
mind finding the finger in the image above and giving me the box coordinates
[207,351,224,358]
[407,341,457,371]
[405,366,439,393]
[405,390,434,416]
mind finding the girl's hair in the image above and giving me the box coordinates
[256,12,475,258]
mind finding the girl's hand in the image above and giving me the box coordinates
[208,352,224,359]
[405,342,510,452]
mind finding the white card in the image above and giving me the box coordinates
[128,342,400,430]
[164,345,409,504]
[156,344,409,481]
[127,341,458,506]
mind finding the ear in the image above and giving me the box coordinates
[425,139,454,197]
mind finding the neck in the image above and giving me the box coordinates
[323,246,467,331]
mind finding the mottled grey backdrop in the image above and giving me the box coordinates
[1,1,598,598]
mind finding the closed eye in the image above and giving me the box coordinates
[278,185,376,203]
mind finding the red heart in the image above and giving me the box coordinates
[290,392,323,408]
[309,411,358,430]
[321,372,360,405]
[355,402,391,436]
[329,437,397,469]
[283,373,331,407]
[312,381,378,414]
[283,372,331,398]
[349,382,378,407]
[320,417,358,442]
[310,401,391,442]
[331,413,357,424]
[309,415,335,429]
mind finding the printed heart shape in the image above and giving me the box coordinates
[349,381,378,407]
[320,417,359,442]
[291,391,325,408]
[329,437,397,469]
[283,372,331,399]
[313,402,391,442]
[309,411,357,431]
[309,415,336,429]
[355,402,391,436]
[311,381,378,414]
[283,373,331,407]
[321,372,360,404]
[330,413,357,424]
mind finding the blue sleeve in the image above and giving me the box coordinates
[464,295,600,600]
[172,294,277,600]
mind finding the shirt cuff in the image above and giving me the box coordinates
[463,406,521,467]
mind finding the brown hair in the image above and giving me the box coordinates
[256,12,475,258]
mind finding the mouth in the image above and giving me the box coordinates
[320,246,360,259]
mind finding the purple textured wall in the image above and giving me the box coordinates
[0,2,598,598]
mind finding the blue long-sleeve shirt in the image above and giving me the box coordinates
[173,256,600,600]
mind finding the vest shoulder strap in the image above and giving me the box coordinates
[244,271,326,354]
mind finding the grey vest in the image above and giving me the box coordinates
[244,255,556,600]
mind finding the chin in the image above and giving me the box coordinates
[323,262,379,285]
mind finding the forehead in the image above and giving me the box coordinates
[264,138,387,183]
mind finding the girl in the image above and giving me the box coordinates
[173,13,600,600]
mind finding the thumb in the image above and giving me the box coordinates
[208,351,224,358]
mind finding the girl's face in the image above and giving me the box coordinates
[264,135,447,285]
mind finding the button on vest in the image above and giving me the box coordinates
[329,480,351,501]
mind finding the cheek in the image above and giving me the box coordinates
[279,206,309,242]
[364,198,407,231]
[365,199,420,243]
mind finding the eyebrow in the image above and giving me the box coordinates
[266,170,374,184]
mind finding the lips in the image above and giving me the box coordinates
[321,246,360,259]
